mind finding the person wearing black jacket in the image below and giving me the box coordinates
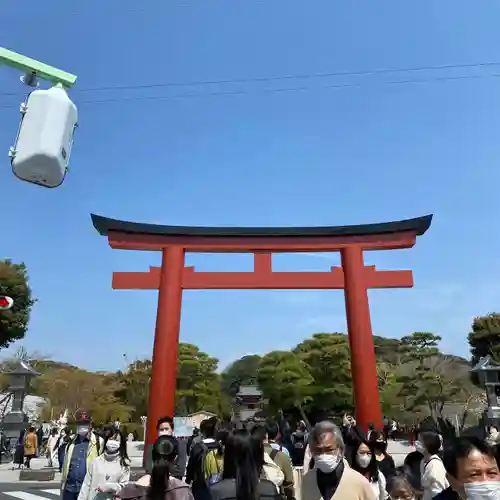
[185,417,219,500]
[145,416,186,480]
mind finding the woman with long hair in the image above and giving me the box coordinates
[120,435,193,500]
[349,439,388,500]
[209,429,281,500]
[77,428,130,500]
[369,430,396,485]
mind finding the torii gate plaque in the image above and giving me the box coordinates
[91,213,432,444]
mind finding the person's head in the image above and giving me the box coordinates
[415,431,441,457]
[250,424,266,444]
[104,428,129,467]
[368,422,376,431]
[297,420,306,432]
[103,426,115,439]
[50,428,58,436]
[28,426,35,433]
[200,417,217,439]
[148,436,178,500]
[215,427,230,456]
[156,416,174,437]
[223,430,262,500]
[489,425,499,436]
[75,411,92,438]
[443,437,500,498]
[369,429,388,455]
[266,421,280,443]
[309,420,344,474]
[351,440,379,482]
[389,473,420,500]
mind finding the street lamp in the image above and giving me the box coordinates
[0,47,78,188]
[1,360,40,440]
[471,356,500,424]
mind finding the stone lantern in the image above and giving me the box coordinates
[471,356,500,424]
[1,360,40,440]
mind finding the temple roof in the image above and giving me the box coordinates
[91,214,432,238]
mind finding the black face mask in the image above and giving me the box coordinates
[373,442,387,453]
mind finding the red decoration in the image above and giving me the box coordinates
[91,214,432,449]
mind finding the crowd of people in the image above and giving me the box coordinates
[128,415,500,500]
[10,411,500,500]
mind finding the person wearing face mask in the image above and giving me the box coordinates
[77,429,130,500]
[350,440,388,500]
[415,432,448,500]
[61,412,104,500]
[300,420,375,500]
[145,416,186,481]
[433,436,500,500]
[369,431,396,486]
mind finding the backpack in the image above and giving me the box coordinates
[203,448,223,485]
[292,431,306,449]
[193,440,221,488]
[262,451,285,490]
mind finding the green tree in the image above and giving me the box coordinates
[257,350,313,424]
[468,313,500,369]
[397,332,461,422]
[176,343,222,415]
[0,260,36,349]
[376,362,403,417]
[220,355,261,398]
[114,359,151,420]
[114,344,225,418]
[294,333,353,414]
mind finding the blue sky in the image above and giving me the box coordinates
[1,1,500,372]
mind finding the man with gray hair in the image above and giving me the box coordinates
[300,421,375,500]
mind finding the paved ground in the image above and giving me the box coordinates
[0,485,60,500]
[387,440,414,467]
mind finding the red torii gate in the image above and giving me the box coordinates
[91,213,432,445]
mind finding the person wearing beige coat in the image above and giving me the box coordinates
[299,421,375,500]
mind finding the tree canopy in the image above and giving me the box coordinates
[0,260,35,349]
[0,329,480,428]
[468,313,500,367]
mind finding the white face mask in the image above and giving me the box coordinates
[356,454,371,468]
[77,426,89,437]
[464,481,500,499]
[314,453,341,473]
[158,429,172,437]
[105,439,120,454]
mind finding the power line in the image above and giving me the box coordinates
[0,60,499,97]
[0,70,498,109]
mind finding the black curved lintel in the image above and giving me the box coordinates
[90,213,433,238]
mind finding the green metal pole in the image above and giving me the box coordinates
[0,47,77,87]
